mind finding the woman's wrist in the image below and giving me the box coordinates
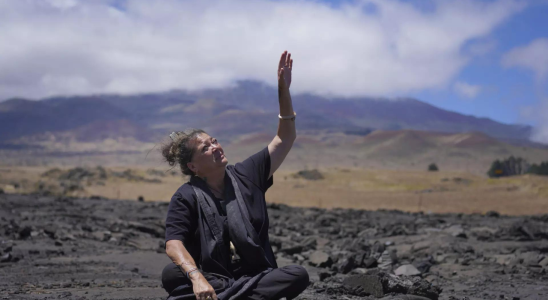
[189,270,204,282]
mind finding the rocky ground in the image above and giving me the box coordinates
[1,193,547,300]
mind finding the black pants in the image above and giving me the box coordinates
[162,264,309,300]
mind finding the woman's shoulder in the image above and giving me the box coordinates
[232,146,269,173]
[170,182,197,204]
[231,146,272,192]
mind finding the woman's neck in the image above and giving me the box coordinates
[200,168,226,194]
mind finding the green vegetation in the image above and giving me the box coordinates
[487,156,528,178]
[527,162,548,176]
[428,163,439,171]
[487,156,548,178]
[293,169,324,180]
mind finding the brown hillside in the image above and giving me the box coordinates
[15,120,156,143]
[440,131,503,148]
[71,120,156,142]
[2,129,547,175]
[356,130,439,158]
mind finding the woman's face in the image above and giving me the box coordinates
[187,133,228,176]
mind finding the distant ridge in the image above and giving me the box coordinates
[0,81,534,146]
[355,130,504,150]
[0,97,129,142]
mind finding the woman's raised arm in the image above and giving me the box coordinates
[268,50,296,178]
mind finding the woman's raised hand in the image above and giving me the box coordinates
[278,50,292,90]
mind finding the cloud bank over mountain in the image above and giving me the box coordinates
[503,38,548,143]
[0,0,525,100]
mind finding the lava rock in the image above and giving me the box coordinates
[485,211,500,218]
[280,244,303,255]
[342,274,384,297]
[379,296,432,300]
[43,225,57,239]
[1,253,12,262]
[293,254,305,263]
[509,221,542,240]
[444,225,464,236]
[338,256,356,274]
[364,257,378,268]
[539,257,548,267]
[395,264,421,276]
[18,226,32,240]
[316,214,338,227]
[414,259,433,274]
[372,242,386,256]
[158,240,166,249]
[300,236,317,251]
[318,271,332,282]
[309,251,333,268]
[378,250,397,271]
[2,241,13,253]
[127,221,164,238]
[91,231,111,242]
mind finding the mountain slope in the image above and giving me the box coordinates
[0,98,129,142]
[0,81,535,145]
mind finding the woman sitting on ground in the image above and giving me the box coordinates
[161,51,309,300]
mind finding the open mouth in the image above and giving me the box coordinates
[213,151,224,162]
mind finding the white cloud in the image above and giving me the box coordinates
[502,38,548,81]
[454,81,481,99]
[465,39,497,56]
[0,0,525,100]
[522,98,548,144]
[505,38,548,144]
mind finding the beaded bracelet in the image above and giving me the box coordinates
[186,267,200,279]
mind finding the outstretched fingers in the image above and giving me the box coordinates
[286,52,291,67]
[278,51,287,71]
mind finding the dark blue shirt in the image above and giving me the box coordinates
[165,147,274,269]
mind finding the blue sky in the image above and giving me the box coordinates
[410,2,548,127]
[0,0,547,141]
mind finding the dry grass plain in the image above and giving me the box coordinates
[1,165,547,216]
[269,168,548,215]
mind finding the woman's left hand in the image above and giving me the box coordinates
[278,51,292,90]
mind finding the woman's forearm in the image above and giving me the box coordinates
[277,87,296,141]
[166,240,217,298]
[165,240,202,281]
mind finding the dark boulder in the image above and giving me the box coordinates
[1,253,12,262]
[338,256,357,274]
[364,257,378,268]
[18,226,32,240]
[280,244,303,255]
[343,272,442,300]
[342,274,384,297]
